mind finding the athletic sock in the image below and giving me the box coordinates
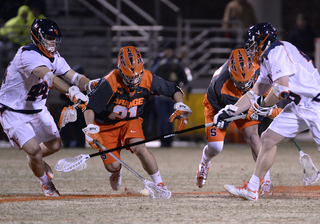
[201,145,212,165]
[150,171,163,185]
[263,170,271,182]
[38,172,50,185]
[247,174,262,191]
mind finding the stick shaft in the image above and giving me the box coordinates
[292,138,302,152]
[95,141,145,181]
[89,113,246,158]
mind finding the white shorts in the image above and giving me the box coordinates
[0,106,60,149]
[269,101,320,149]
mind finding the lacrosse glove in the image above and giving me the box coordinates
[213,105,238,129]
[169,102,193,131]
[247,96,282,121]
[84,78,101,94]
[67,86,88,104]
[82,124,104,149]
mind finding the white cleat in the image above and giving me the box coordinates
[260,180,274,196]
[224,183,259,201]
[41,182,60,197]
[156,182,172,199]
[195,159,212,188]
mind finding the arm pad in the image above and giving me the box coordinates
[272,83,290,99]
[43,71,55,89]
[71,72,87,87]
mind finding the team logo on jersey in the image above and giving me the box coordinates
[114,98,143,108]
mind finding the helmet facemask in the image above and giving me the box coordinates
[119,69,143,90]
[36,31,61,57]
[229,75,253,92]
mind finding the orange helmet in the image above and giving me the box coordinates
[117,46,144,90]
[228,48,255,92]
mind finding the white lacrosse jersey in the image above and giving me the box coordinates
[257,40,320,104]
[0,44,70,111]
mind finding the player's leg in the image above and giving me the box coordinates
[195,104,226,188]
[242,124,273,195]
[32,107,61,181]
[1,110,60,196]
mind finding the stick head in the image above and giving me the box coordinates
[58,105,77,129]
[55,154,89,172]
[300,153,320,185]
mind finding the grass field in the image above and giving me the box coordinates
[1,140,320,223]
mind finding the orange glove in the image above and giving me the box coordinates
[84,78,101,93]
[247,107,283,120]
[169,102,192,131]
[82,124,104,149]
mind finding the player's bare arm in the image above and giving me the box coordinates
[63,69,91,91]
[83,109,95,125]
[32,66,71,93]
[172,91,184,103]
[33,66,88,104]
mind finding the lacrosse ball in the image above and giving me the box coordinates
[140,188,149,196]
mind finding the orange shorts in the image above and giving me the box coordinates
[95,118,145,165]
[203,94,260,142]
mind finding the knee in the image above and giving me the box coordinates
[206,141,224,157]
[131,145,146,157]
[48,139,61,153]
[105,162,121,173]
[27,147,42,161]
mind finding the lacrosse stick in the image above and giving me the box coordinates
[55,113,247,172]
[58,80,101,130]
[293,138,320,185]
[95,141,171,199]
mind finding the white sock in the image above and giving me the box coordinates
[247,174,261,192]
[150,171,163,185]
[263,170,271,182]
[201,145,211,165]
[38,172,50,185]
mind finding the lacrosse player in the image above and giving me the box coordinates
[0,19,97,197]
[82,46,192,195]
[195,48,278,196]
[215,23,320,201]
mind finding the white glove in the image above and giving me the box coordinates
[213,105,238,129]
[84,78,101,93]
[82,124,103,149]
[169,102,193,131]
[251,96,277,117]
[67,86,88,104]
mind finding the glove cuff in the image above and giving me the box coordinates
[173,102,186,110]
[83,124,100,134]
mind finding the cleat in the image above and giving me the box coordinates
[156,182,169,191]
[195,159,212,188]
[224,182,259,201]
[156,182,172,199]
[41,182,60,197]
[110,166,122,190]
[260,180,274,196]
[44,161,54,180]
